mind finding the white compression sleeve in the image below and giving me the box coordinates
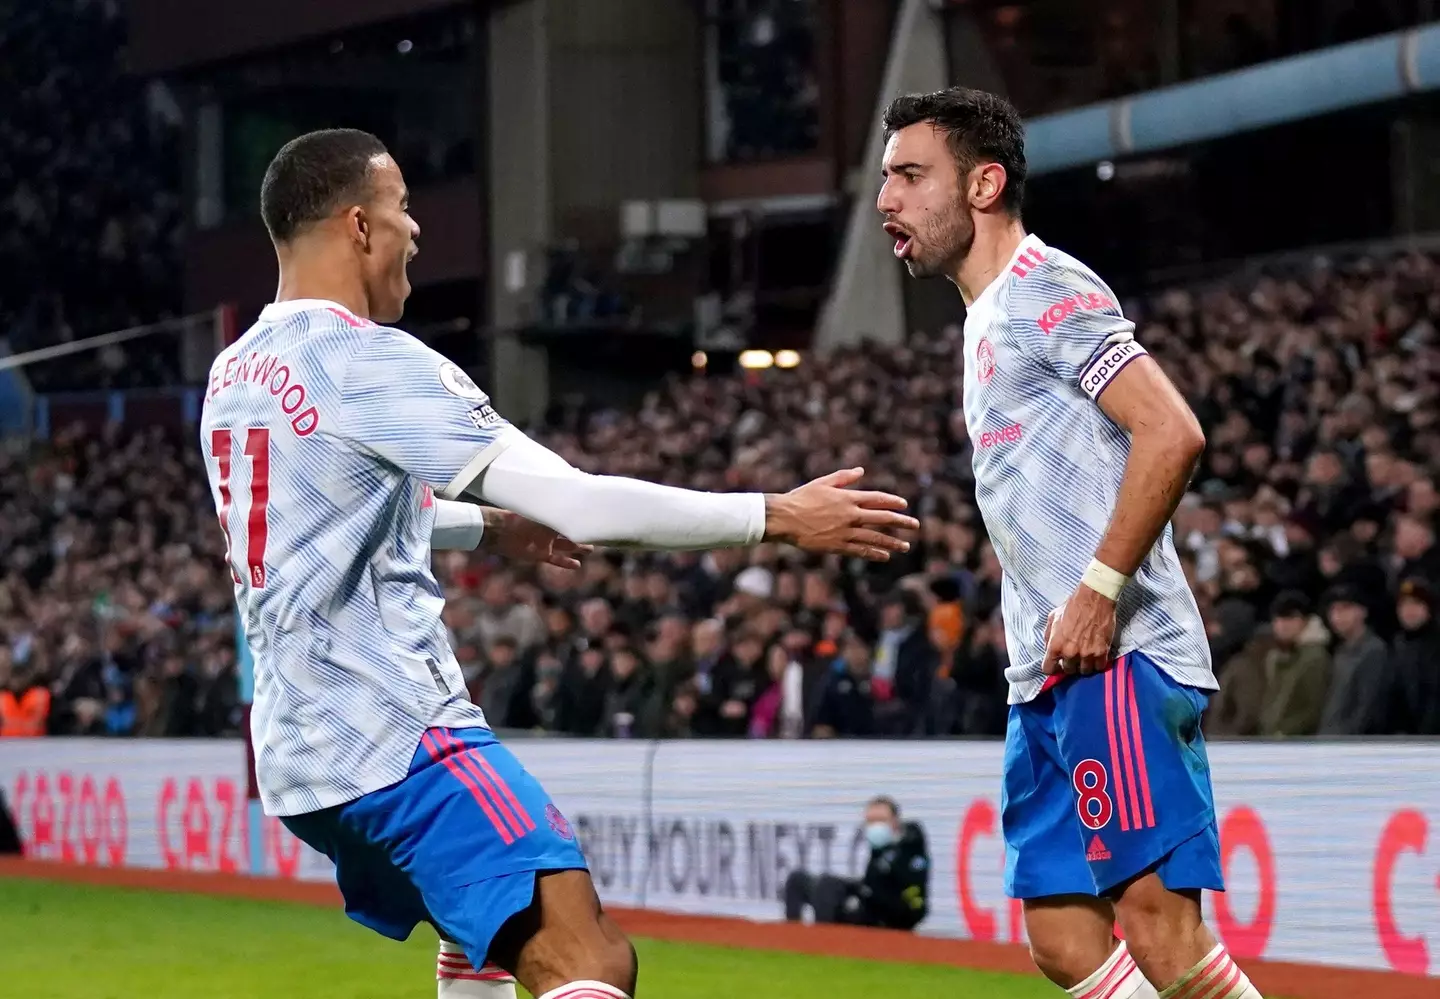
[431,499,486,551]
[466,433,766,550]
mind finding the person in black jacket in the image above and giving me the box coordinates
[811,633,877,738]
[1390,577,1440,734]
[783,796,929,930]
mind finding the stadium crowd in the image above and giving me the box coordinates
[0,0,183,391]
[5,250,1440,739]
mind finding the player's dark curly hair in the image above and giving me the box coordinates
[260,128,389,243]
[881,87,1027,216]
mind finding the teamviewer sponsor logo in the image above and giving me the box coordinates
[1037,292,1116,334]
[977,422,1023,449]
[1079,341,1146,400]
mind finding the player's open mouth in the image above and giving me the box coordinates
[884,222,913,259]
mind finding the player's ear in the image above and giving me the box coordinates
[347,206,370,250]
[970,162,1007,212]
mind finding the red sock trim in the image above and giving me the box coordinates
[1077,951,1137,999]
[1173,950,1235,999]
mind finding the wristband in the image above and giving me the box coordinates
[1081,559,1129,601]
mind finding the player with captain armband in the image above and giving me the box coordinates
[877,87,1263,999]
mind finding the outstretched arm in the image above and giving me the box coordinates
[337,331,915,561]
[462,433,917,560]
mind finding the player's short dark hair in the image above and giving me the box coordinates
[881,87,1027,215]
[260,129,389,243]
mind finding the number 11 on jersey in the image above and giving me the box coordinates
[211,427,271,588]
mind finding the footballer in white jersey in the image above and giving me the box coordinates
[959,233,1215,704]
[877,90,1266,999]
[202,128,917,999]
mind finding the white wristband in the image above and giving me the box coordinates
[1081,559,1129,600]
[431,499,486,551]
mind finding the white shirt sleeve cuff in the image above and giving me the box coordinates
[439,427,522,500]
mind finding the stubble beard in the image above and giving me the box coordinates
[905,198,973,280]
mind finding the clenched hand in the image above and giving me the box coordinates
[1042,584,1118,676]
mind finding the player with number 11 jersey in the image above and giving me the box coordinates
[202,128,917,999]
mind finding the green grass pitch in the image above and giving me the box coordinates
[0,878,1057,998]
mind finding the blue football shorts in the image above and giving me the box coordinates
[282,726,588,969]
[1002,651,1224,899]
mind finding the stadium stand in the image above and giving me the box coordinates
[7,248,1440,740]
[2,0,1439,746]
[0,0,183,391]
[0,426,239,737]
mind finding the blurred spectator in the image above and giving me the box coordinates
[949,612,1009,737]
[1388,579,1440,735]
[474,572,545,653]
[783,796,929,930]
[476,635,526,729]
[705,0,820,162]
[1208,591,1330,737]
[0,663,50,737]
[600,646,652,739]
[1388,515,1440,590]
[812,632,876,739]
[14,245,1440,740]
[1318,587,1392,735]
[1205,557,1264,667]
[0,1,183,390]
[872,590,936,736]
[557,645,610,737]
[0,426,239,738]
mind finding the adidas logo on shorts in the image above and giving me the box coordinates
[1086,834,1112,862]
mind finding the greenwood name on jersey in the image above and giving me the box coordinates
[200,300,518,816]
[962,235,1215,704]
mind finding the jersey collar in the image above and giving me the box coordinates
[259,299,367,324]
[971,233,1047,309]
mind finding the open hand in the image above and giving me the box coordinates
[482,509,592,570]
[1042,584,1118,676]
[764,467,919,561]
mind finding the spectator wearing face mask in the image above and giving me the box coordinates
[782,796,929,930]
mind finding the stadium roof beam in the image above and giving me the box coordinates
[1026,23,1440,176]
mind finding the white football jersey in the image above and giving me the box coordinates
[200,300,517,816]
[961,235,1215,703]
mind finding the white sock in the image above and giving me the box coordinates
[534,981,630,999]
[1158,944,1262,999]
[1068,942,1160,999]
[437,939,517,998]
